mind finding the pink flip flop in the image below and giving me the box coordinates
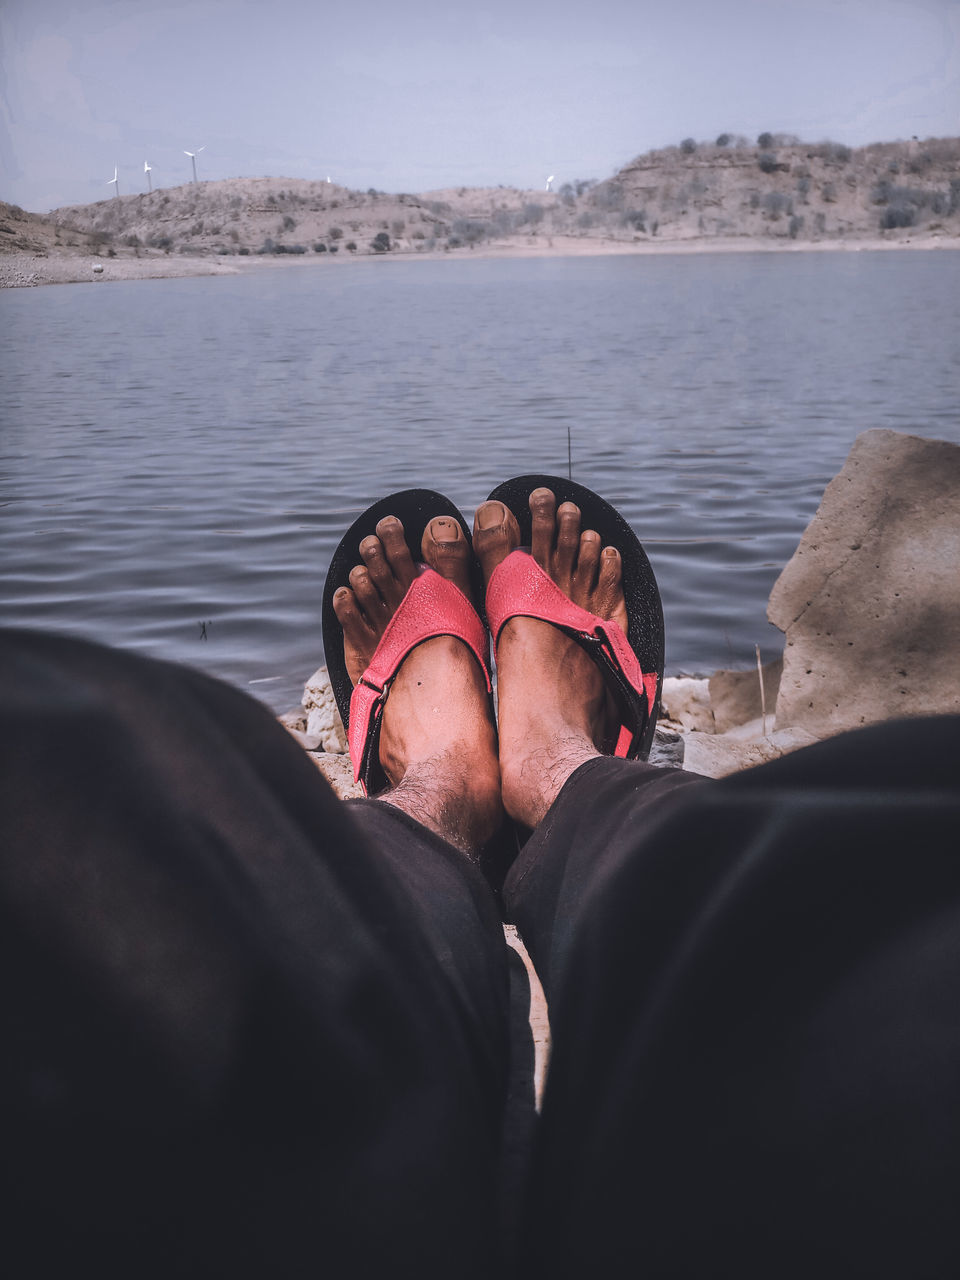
[484,474,664,761]
[322,489,491,796]
[348,568,490,793]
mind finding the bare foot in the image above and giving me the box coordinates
[474,488,628,828]
[332,514,501,856]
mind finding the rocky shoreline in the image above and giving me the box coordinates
[2,232,958,290]
[282,429,960,797]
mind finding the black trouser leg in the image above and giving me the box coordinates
[0,630,509,1279]
[506,718,960,1279]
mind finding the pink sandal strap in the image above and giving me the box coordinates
[486,550,657,758]
[348,568,491,790]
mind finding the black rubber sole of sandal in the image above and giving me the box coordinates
[486,473,664,760]
[321,489,482,753]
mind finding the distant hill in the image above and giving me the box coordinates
[3,136,959,268]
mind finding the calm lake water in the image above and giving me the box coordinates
[3,250,959,714]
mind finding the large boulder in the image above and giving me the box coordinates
[768,429,960,736]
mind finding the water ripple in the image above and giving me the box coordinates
[3,251,958,709]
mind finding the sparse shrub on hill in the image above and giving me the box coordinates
[522,203,544,225]
[757,152,782,174]
[345,241,357,252]
[591,184,624,211]
[716,133,732,147]
[392,220,405,236]
[314,242,327,252]
[880,203,916,229]
[789,214,804,238]
[329,226,343,240]
[871,182,949,228]
[763,192,792,218]
[282,214,296,230]
[371,231,390,252]
[452,218,487,244]
[821,181,837,203]
[757,132,775,149]
[329,245,338,254]
[680,137,697,154]
[815,141,852,165]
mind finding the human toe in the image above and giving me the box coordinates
[529,488,557,566]
[360,534,406,605]
[422,516,472,594]
[374,515,417,587]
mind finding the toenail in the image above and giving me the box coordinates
[359,536,380,553]
[429,517,461,542]
[475,502,506,529]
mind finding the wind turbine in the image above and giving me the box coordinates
[545,174,555,192]
[184,145,205,183]
[144,160,153,193]
[107,165,120,199]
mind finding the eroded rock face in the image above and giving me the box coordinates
[768,429,960,736]
[709,658,783,734]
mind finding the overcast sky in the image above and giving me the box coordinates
[2,0,958,212]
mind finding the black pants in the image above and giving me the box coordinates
[3,629,959,1278]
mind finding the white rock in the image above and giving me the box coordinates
[660,676,715,733]
[301,665,348,754]
[682,726,820,778]
[308,750,362,799]
[278,709,307,733]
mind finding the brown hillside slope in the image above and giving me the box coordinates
[2,137,958,286]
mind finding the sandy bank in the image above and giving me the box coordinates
[3,232,958,289]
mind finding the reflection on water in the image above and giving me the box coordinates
[3,250,959,712]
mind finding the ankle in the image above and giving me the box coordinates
[381,748,503,856]
[499,727,598,828]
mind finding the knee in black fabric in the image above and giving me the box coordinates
[521,718,960,1278]
[0,630,509,1277]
